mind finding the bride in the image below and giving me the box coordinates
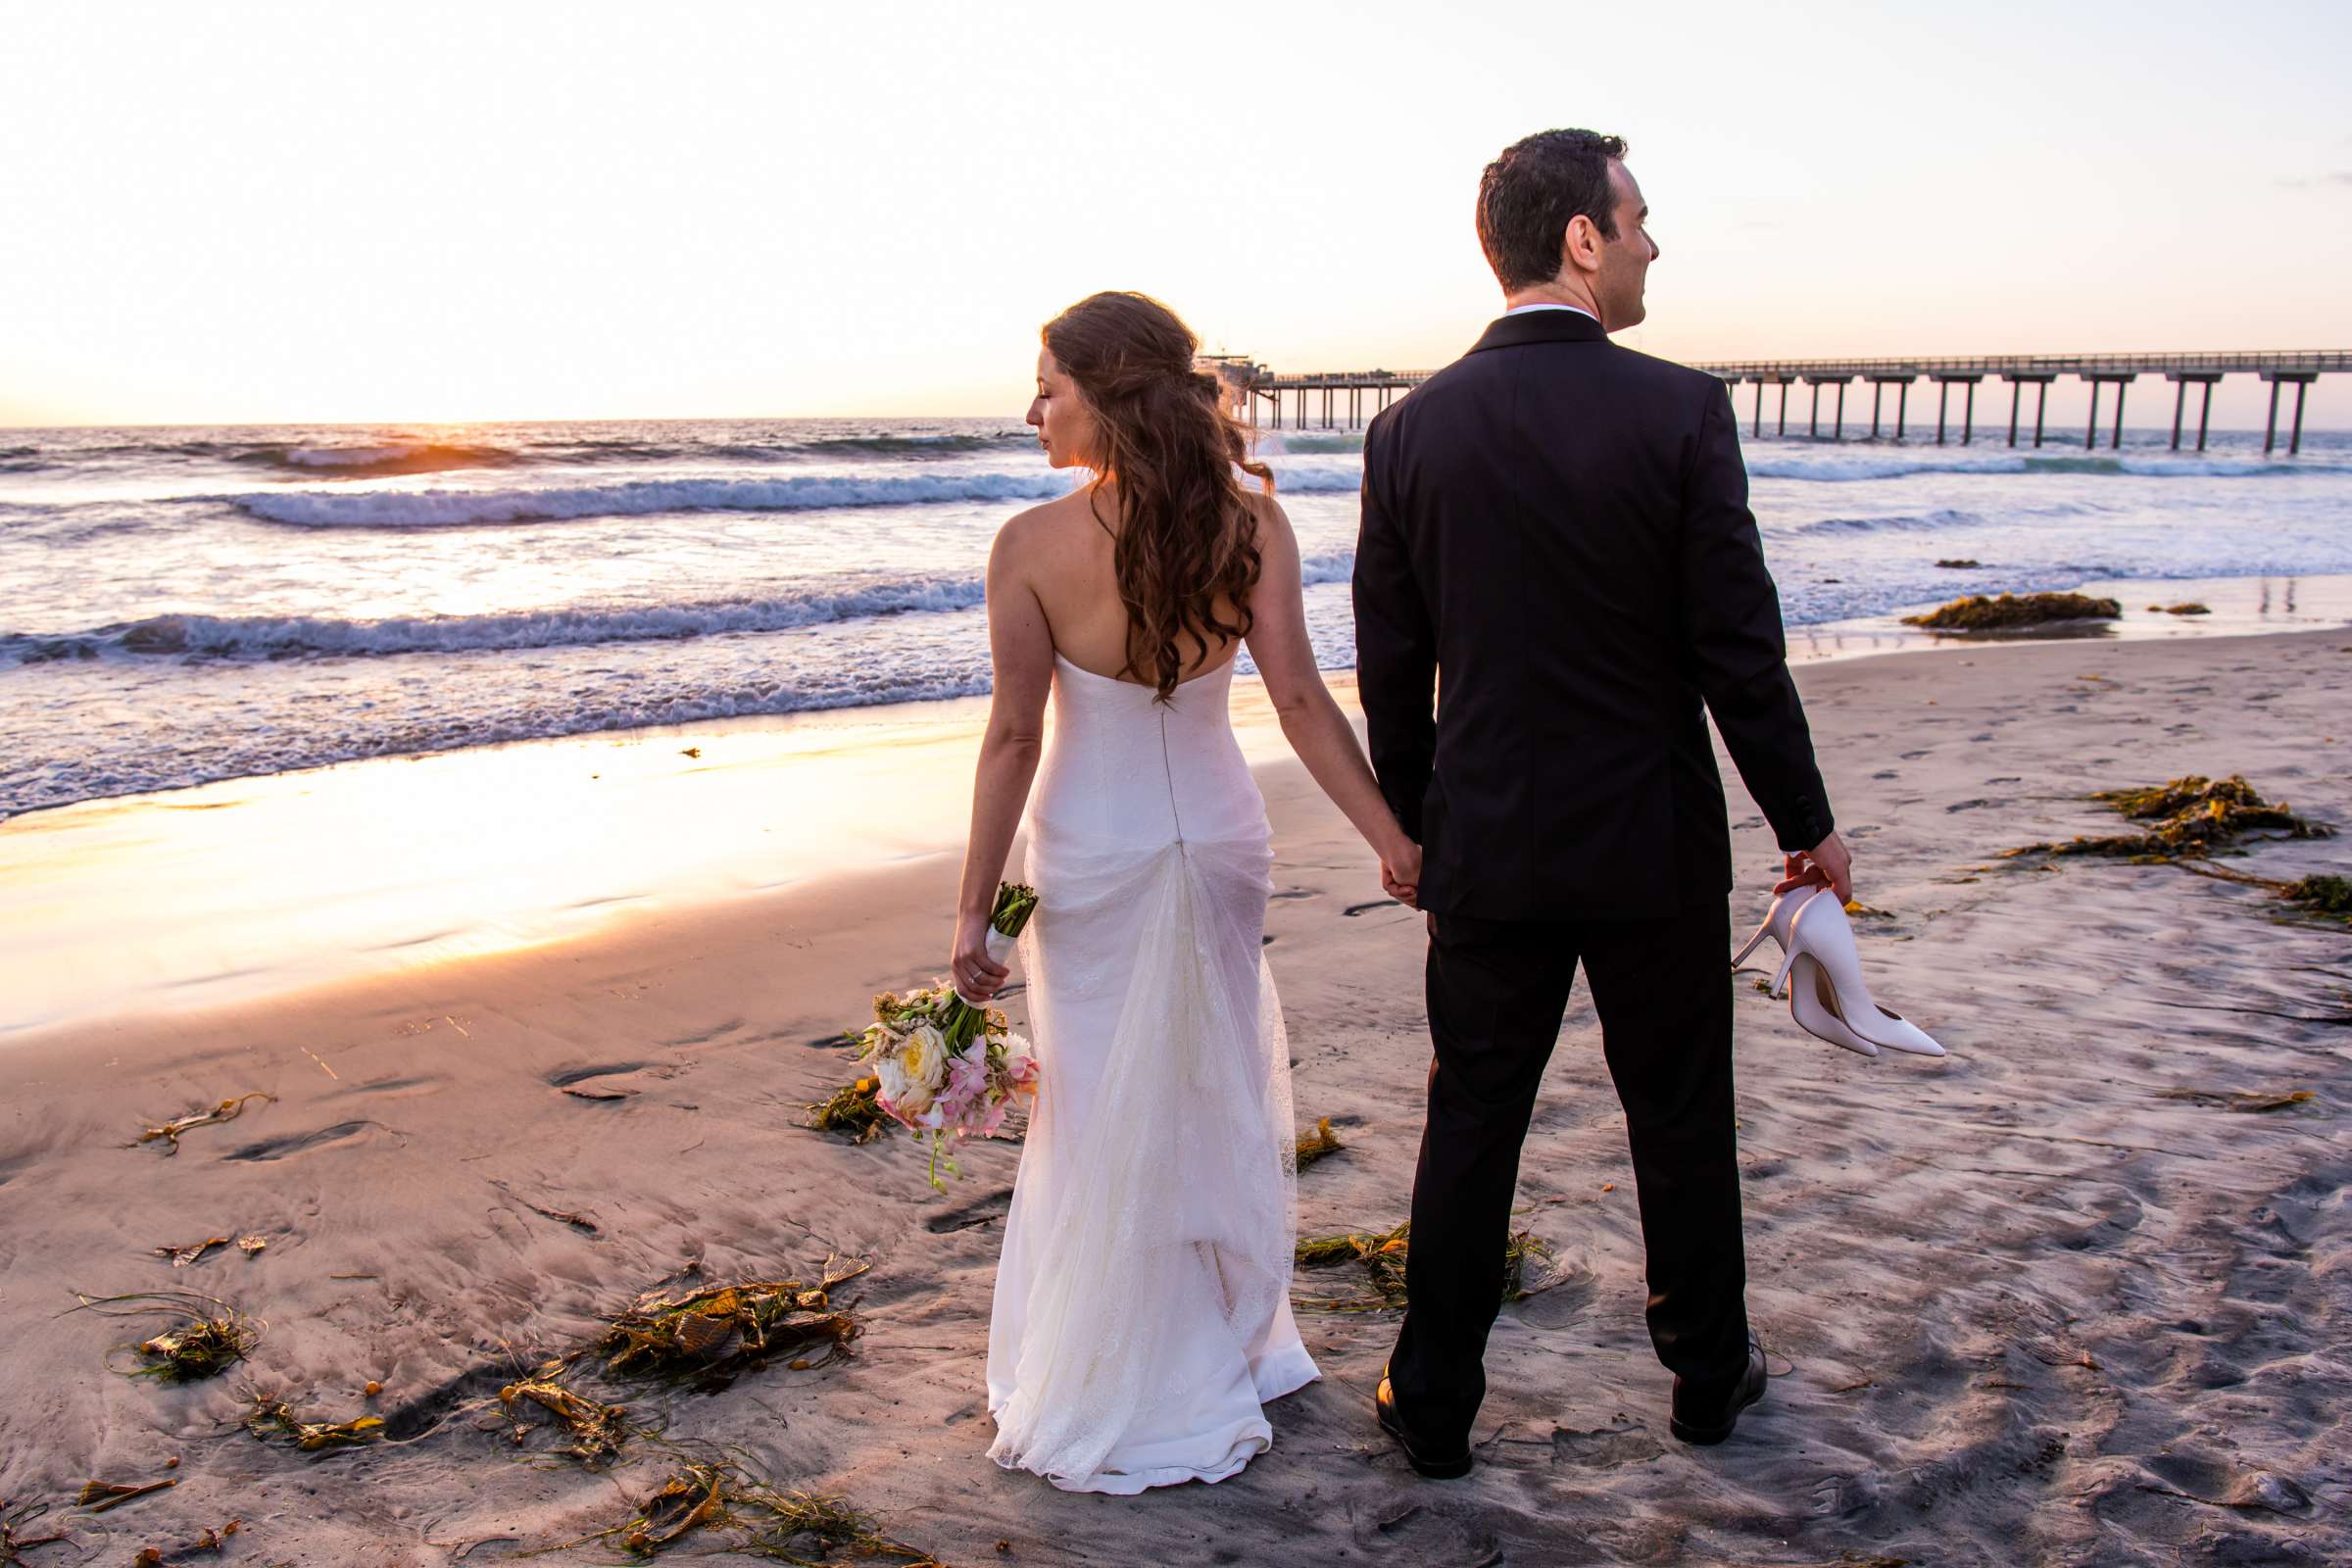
[948,291,1421,1494]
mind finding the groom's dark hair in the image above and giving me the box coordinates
[1477,128,1630,292]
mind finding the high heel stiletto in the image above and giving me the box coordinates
[1730,883,1825,973]
[1780,895,1946,1057]
[1786,953,1881,1057]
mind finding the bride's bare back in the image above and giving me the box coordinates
[1011,483,1247,687]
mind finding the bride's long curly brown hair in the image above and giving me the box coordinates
[1043,291,1274,702]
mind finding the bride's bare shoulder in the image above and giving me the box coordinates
[994,488,1102,566]
[1241,487,1296,553]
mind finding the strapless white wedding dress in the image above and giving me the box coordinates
[985,651,1318,1494]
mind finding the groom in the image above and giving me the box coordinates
[1352,128,1849,1475]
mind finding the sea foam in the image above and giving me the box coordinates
[227,470,1083,527]
[5,552,1360,664]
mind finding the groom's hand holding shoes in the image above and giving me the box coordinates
[1774,831,1853,905]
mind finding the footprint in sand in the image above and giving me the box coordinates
[331,1072,450,1102]
[220,1120,383,1162]
[547,1062,665,1101]
[1346,1496,1503,1566]
[1549,1421,1664,1466]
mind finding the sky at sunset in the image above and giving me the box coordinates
[4,1,2348,429]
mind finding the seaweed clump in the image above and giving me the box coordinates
[241,1389,384,1450]
[1294,1117,1345,1170]
[2006,776,2348,927]
[1293,1221,1551,1312]
[68,1291,262,1383]
[1,1496,71,1563]
[594,1260,869,1386]
[497,1371,633,1467]
[2148,602,2211,615]
[527,1458,946,1564]
[2005,774,2331,861]
[804,1077,893,1144]
[1901,592,2121,631]
[2286,874,2352,922]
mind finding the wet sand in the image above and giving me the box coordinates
[1,623,2348,1565]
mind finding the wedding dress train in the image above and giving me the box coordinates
[984,651,1318,1494]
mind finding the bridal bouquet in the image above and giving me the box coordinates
[850,882,1041,1190]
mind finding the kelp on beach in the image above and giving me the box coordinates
[2005,774,2347,928]
[1293,1221,1551,1312]
[1902,591,2122,632]
[150,1234,268,1269]
[0,1496,69,1563]
[805,1076,893,1143]
[1294,1116,1346,1170]
[523,1457,946,1564]
[132,1094,273,1154]
[2006,774,2333,863]
[497,1372,633,1466]
[593,1259,870,1385]
[74,1479,176,1515]
[241,1389,385,1450]
[67,1291,261,1382]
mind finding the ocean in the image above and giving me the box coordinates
[3,416,2349,822]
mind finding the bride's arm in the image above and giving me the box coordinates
[1244,496,1422,905]
[951,517,1054,1001]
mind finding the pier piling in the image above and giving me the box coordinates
[2082,373,2135,451]
[2000,372,2059,449]
[2260,370,2320,456]
[2164,371,2223,452]
[1865,375,1915,441]
[1933,372,1983,445]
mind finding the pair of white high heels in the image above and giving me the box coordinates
[1731,884,1945,1059]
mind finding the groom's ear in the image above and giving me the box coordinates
[1560,214,1605,278]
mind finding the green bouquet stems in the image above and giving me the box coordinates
[940,882,1038,1048]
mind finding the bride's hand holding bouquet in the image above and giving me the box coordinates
[847,882,1042,1190]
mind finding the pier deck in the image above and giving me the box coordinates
[1227,349,2345,456]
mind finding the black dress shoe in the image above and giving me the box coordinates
[1669,1337,1768,1446]
[1375,1373,1472,1479]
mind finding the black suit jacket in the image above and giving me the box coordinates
[1351,308,1832,921]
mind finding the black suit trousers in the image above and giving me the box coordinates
[1388,897,1750,1446]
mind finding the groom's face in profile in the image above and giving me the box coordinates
[1592,161,1658,330]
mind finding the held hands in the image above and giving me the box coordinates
[1775,830,1853,906]
[950,908,1009,1003]
[1381,839,1423,910]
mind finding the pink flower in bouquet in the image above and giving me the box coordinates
[951,1046,990,1093]
[1004,1044,1041,1100]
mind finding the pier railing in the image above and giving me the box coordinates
[1226,348,2343,455]
[1690,350,2352,380]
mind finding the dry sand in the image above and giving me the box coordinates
[2,626,2348,1566]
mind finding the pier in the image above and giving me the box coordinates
[1221,350,2345,455]
[1211,361,1434,433]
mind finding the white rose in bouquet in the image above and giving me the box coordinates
[874,1052,916,1110]
[903,1021,950,1093]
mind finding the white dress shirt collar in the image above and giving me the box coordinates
[1503,302,1600,322]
